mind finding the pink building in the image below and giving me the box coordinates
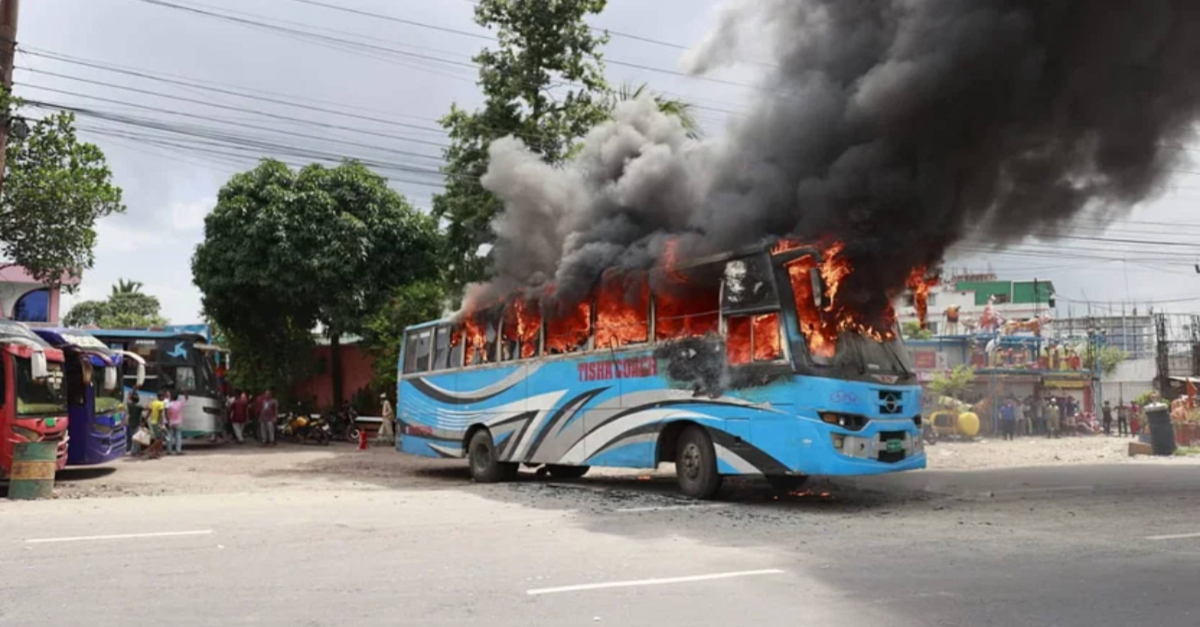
[0,265,77,325]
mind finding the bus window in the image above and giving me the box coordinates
[784,254,836,363]
[722,254,779,314]
[464,314,497,366]
[432,326,450,370]
[726,313,783,365]
[501,298,541,361]
[403,329,433,374]
[449,327,465,368]
[545,299,591,355]
[175,366,197,392]
[595,272,649,348]
[654,278,720,341]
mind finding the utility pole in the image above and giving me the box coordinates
[0,0,19,192]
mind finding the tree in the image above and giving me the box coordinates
[193,159,442,407]
[434,0,611,296]
[902,321,933,341]
[1085,346,1127,376]
[0,94,124,287]
[361,280,447,394]
[63,279,168,328]
[929,365,976,402]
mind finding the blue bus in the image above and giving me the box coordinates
[396,245,924,498]
[33,329,146,466]
[88,330,225,440]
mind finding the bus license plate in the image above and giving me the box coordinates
[886,439,903,454]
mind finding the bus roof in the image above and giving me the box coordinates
[86,329,207,341]
[33,328,120,367]
[404,319,449,334]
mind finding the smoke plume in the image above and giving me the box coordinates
[474,0,1200,325]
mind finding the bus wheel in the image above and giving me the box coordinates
[676,426,722,500]
[545,464,589,479]
[468,430,514,483]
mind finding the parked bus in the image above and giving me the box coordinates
[396,245,925,498]
[33,329,146,466]
[88,330,224,440]
[0,321,69,478]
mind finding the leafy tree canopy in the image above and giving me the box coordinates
[0,94,124,287]
[361,280,447,395]
[929,365,976,402]
[434,0,611,296]
[192,159,442,403]
[63,279,168,328]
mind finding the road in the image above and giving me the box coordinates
[2,453,1199,626]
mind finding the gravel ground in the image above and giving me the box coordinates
[31,433,1195,500]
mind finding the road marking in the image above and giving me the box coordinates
[612,503,727,514]
[1146,531,1200,541]
[26,530,214,544]
[526,569,786,595]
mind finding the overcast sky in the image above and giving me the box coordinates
[16,0,1200,324]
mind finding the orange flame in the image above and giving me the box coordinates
[545,299,591,354]
[595,272,650,349]
[906,266,939,329]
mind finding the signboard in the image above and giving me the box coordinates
[913,350,937,369]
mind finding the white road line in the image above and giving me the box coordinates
[26,530,214,544]
[1145,531,1200,541]
[612,503,727,514]
[526,569,786,596]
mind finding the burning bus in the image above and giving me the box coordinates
[396,241,924,499]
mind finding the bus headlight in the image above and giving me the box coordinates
[831,434,845,450]
[821,412,868,431]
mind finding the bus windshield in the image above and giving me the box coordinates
[826,331,914,376]
[95,379,125,415]
[16,358,67,416]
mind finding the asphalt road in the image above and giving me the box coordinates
[2,461,1199,627]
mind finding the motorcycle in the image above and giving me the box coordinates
[326,403,362,443]
[279,412,331,445]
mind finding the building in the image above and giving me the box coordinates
[895,272,1055,335]
[1052,314,1155,360]
[0,265,77,325]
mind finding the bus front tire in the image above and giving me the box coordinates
[545,464,589,479]
[676,426,722,500]
[468,430,516,483]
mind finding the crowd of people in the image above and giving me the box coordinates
[121,387,397,458]
[997,395,1141,440]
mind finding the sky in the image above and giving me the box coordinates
[14,0,1200,324]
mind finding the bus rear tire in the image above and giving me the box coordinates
[468,429,515,483]
[676,426,722,500]
[545,464,589,479]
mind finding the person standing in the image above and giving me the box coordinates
[1046,398,1061,439]
[1000,399,1017,441]
[165,391,188,455]
[1117,402,1130,436]
[126,391,144,456]
[259,389,279,447]
[146,391,167,459]
[377,392,395,444]
[230,391,249,444]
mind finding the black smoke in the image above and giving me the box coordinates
[475,0,1200,324]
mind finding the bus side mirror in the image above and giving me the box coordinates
[31,351,49,379]
[809,268,826,309]
[136,363,146,387]
[104,366,118,391]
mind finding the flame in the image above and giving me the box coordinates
[753,313,782,361]
[661,238,689,283]
[503,296,542,359]
[463,312,492,366]
[654,267,720,341]
[906,267,939,329]
[595,272,650,349]
[545,299,591,354]
[782,240,897,359]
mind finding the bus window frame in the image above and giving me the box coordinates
[432,325,451,371]
[404,328,434,375]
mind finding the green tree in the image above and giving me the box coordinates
[192,159,442,407]
[1084,346,1127,376]
[361,280,447,394]
[902,321,933,341]
[63,279,168,328]
[0,96,124,287]
[434,0,611,296]
[929,365,976,401]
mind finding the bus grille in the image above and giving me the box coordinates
[878,390,903,415]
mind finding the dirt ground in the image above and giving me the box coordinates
[34,432,1195,500]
